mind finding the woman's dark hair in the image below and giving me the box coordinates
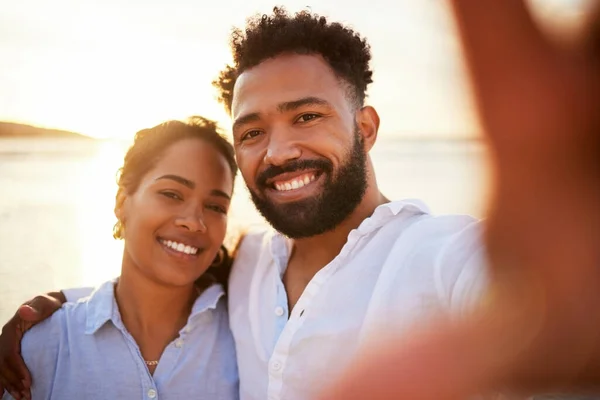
[112,115,238,289]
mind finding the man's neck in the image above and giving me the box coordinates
[282,188,388,312]
[290,189,389,272]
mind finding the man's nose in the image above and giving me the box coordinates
[263,129,302,166]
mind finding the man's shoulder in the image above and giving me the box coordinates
[232,228,274,266]
[375,207,488,313]
[380,199,482,243]
[406,213,482,238]
[397,212,484,262]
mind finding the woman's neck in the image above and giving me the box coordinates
[114,264,198,369]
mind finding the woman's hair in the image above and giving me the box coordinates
[112,116,238,288]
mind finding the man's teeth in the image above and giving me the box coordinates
[274,174,316,191]
[160,239,198,255]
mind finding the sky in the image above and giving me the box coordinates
[0,0,594,139]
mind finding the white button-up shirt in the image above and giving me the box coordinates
[228,200,489,400]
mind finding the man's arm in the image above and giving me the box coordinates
[0,287,92,400]
[321,0,600,398]
[1,304,64,400]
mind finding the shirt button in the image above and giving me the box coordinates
[175,338,184,348]
[274,306,285,317]
[147,388,157,398]
[271,360,282,371]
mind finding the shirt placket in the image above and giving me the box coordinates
[111,306,160,400]
[266,233,361,400]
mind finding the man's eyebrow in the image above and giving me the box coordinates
[232,112,261,132]
[277,96,331,112]
[155,174,195,189]
[232,97,331,132]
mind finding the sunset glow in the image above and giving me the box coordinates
[0,0,593,139]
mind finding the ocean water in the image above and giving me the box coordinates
[0,137,487,323]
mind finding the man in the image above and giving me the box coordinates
[212,8,489,400]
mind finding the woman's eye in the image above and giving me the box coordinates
[297,113,320,123]
[160,191,182,201]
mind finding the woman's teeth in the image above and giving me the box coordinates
[160,239,198,255]
[274,173,316,191]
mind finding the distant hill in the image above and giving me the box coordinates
[0,122,91,139]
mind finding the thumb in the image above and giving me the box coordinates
[17,295,62,324]
[17,305,40,321]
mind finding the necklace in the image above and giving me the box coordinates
[141,289,200,369]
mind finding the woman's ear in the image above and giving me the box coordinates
[114,189,127,224]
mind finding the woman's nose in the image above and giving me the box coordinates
[175,212,207,233]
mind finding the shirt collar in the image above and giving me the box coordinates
[354,198,430,235]
[84,279,119,335]
[187,283,225,325]
[267,199,431,270]
[84,279,225,335]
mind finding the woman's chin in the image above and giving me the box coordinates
[150,270,205,289]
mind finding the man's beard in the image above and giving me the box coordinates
[249,130,368,239]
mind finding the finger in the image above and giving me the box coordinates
[449,1,559,132]
[0,358,27,392]
[18,295,62,324]
[586,3,600,57]
[15,306,39,322]
[0,366,23,399]
[449,0,551,76]
[1,318,32,389]
[6,352,32,390]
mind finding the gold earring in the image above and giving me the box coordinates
[112,220,124,240]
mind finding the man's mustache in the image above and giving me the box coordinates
[256,159,332,188]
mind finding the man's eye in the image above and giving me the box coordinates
[297,113,320,123]
[207,204,227,214]
[242,130,263,141]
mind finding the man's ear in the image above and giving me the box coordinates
[356,106,380,152]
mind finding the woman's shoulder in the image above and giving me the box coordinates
[22,296,90,353]
[23,280,116,352]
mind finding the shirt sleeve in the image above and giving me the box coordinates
[20,310,64,399]
[62,287,95,302]
[434,219,491,316]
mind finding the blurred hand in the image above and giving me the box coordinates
[0,294,64,400]
[321,1,600,398]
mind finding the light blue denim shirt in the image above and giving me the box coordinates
[3,280,238,400]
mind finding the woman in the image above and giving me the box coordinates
[3,116,239,399]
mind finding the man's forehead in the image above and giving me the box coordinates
[231,54,344,117]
